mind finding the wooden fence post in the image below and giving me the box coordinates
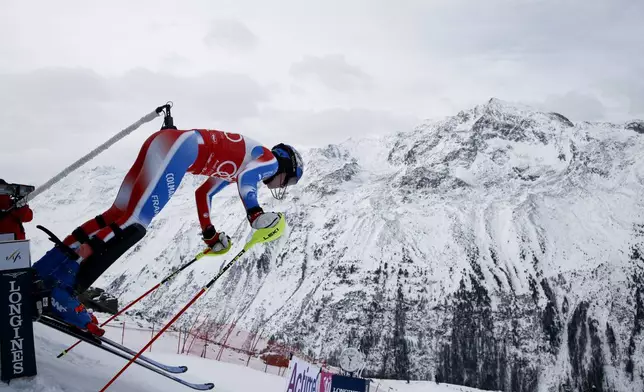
[177,328,181,354]
[150,322,154,352]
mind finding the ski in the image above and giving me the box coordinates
[99,335,188,374]
[57,247,217,359]
[37,316,214,391]
[46,312,188,374]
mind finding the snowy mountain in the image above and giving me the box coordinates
[23,98,644,392]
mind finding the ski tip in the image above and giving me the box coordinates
[179,366,188,373]
[56,352,66,358]
[206,383,215,390]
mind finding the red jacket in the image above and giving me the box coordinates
[0,195,33,240]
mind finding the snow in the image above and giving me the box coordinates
[12,98,644,390]
[0,322,489,392]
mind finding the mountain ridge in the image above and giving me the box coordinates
[23,98,644,392]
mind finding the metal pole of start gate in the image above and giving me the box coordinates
[0,181,38,383]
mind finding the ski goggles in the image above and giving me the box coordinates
[266,173,299,189]
[285,172,300,186]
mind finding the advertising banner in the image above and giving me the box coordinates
[0,240,37,381]
[0,240,30,270]
[283,356,321,392]
[319,370,333,392]
[330,374,368,392]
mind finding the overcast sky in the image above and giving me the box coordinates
[1,0,643,185]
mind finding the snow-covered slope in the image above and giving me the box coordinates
[22,98,644,392]
[0,317,489,392]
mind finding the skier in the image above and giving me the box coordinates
[32,128,304,335]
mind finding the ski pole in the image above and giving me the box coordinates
[56,248,215,358]
[99,215,287,391]
[27,103,172,203]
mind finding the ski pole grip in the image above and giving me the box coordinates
[155,103,172,116]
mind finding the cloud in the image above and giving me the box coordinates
[204,19,259,52]
[255,107,419,147]
[115,68,271,122]
[595,77,644,118]
[1,0,642,185]
[419,1,644,58]
[0,68,113,149]
[0,67,271,184]
[0,67,270,138]
[533,92,607,122]
[159,53,191,73]
[290,54,373,91]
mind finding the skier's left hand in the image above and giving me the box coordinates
[249,211,281,229]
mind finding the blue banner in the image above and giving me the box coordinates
[330,374,368,392]
[0,267,37,381]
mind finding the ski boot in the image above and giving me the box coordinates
[32,231,104,336]
[32,222,146,335]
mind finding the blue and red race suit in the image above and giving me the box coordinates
[62,128,278,247]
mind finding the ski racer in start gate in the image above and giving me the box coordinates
[31,128,304,336]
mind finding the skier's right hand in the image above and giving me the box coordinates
[202,225,232,254]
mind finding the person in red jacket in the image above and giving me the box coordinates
[0,179,34,241]
[32,128,304,335]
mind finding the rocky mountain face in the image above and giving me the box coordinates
[24,99,644,392]
[78,286,119,314]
